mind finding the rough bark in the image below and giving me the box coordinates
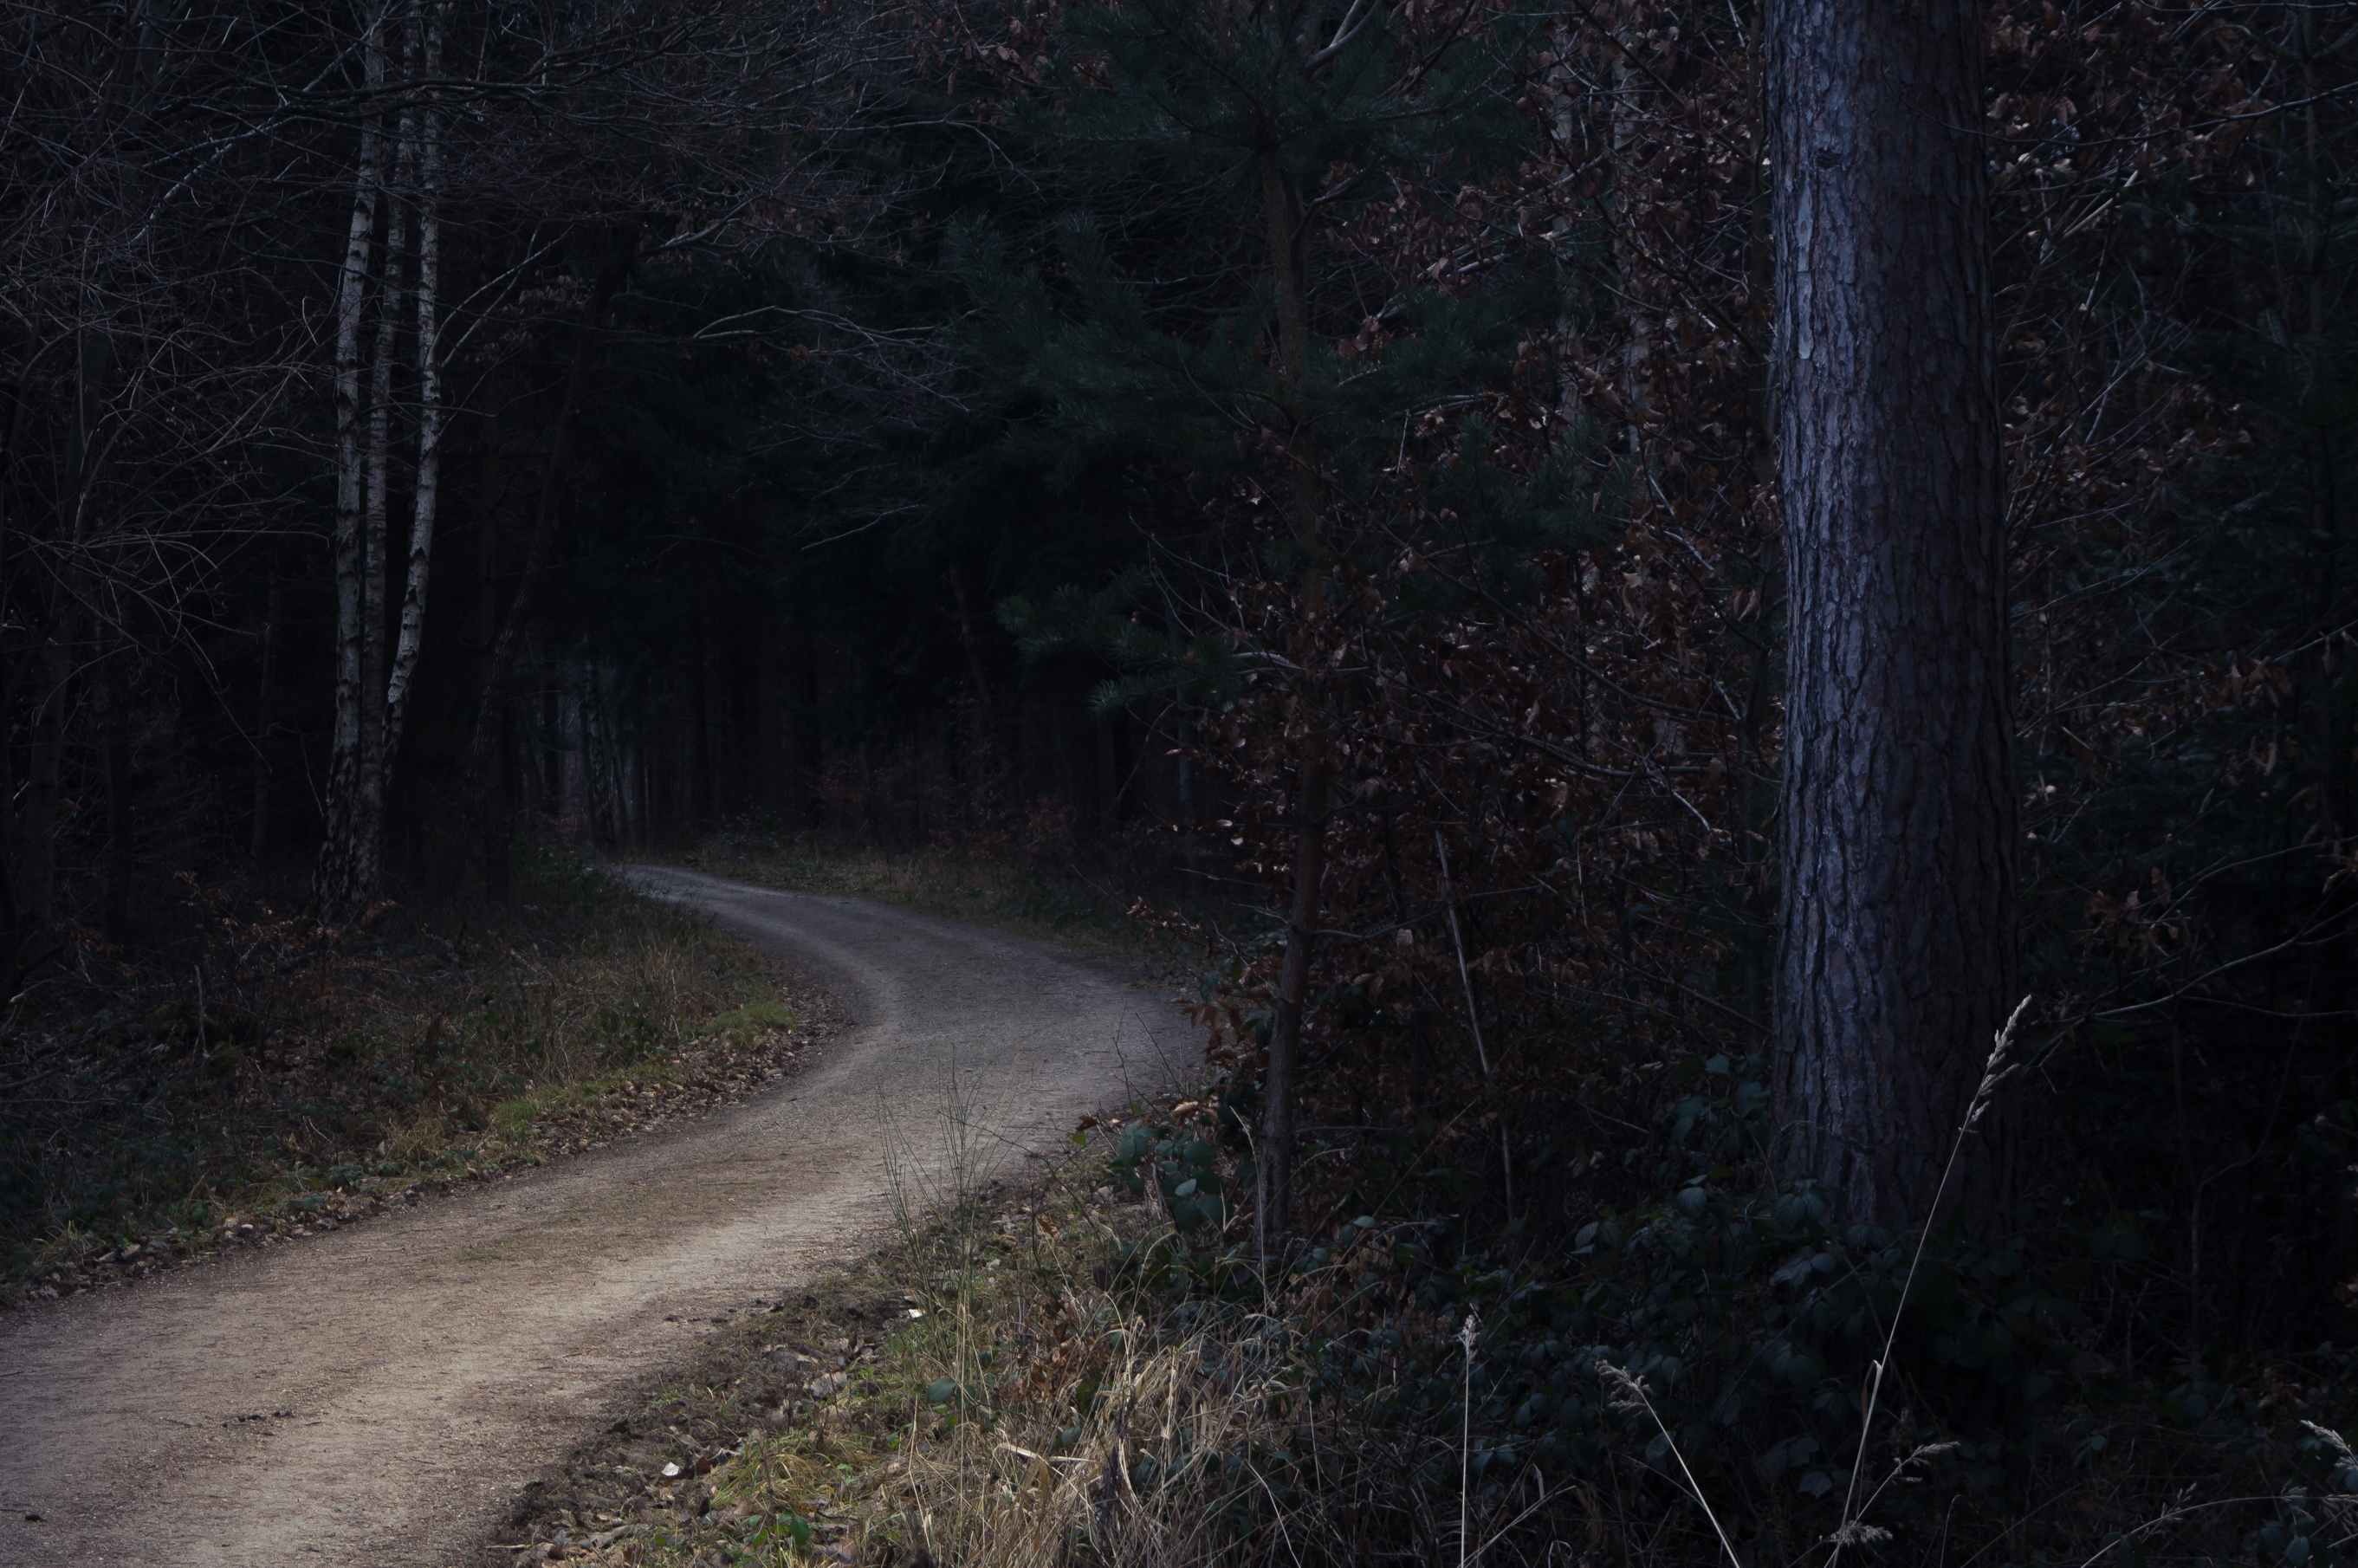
[1095,719,1118,837]
[1767,0,2017,1229]
[19,633,71,932]
[2296,20,2353,839]
[0,336,29,947]
[1607,5,1656,436]
[692,615,716,823]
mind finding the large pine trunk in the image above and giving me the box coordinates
[1767,0,2017,1229]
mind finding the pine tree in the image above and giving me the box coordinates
[962,0,1591,1260]
[1768,0,2017,1229]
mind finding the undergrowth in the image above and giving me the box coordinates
[0,846,806,1304]
[517,1059,2358,1568]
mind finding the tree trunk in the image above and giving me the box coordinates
[949,572,995,817]
[383,0,444,784]
[696,638,715,824]
[103,651,133,946]
[791,614,820,826]
[0,328,34,951]
[20,633,72,932]
[1607,6,1656,440]
[1767,0,2017,1230]
[360,146,403,878]
[1254,143,1327,1264]
[251,562,280,860]
[316,10,390,920]
[1095,716,1118,838]
[18,300,120,940]
[755,619,782,814]
[474,316,507,897]
[356,43,413,901]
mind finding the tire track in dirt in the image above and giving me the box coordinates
[0,869,1195,1567]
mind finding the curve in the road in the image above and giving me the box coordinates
[0,869,1195,1567]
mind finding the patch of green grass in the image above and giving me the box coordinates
[489,1070,661,1141]
[713,1000,799,1050]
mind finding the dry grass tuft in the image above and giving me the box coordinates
[3,849,814,1302]
[537,1100,1596,1568]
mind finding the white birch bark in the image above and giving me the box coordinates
[316,3,390,918]
[383,2,443,775]
[354,18,414,896]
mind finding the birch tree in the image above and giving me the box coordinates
[385,3,446,782]
[316,5,393,919]
[316,0,450,922]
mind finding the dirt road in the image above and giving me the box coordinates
[0,869,1194,1566]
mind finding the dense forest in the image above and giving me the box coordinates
[5,0,2357,1561]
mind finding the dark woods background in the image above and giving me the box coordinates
[5,0,2357,1558]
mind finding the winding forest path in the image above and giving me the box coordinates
[0,868,1193,1567]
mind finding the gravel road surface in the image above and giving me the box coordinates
[0,868,1193,1566]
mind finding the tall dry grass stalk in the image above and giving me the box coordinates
[1600,996,2034,1568]
[797,1003,2049,1568]
[1826,995,2030,1566]
[872,1074,1330,1565]
[903,1306,1307,1565]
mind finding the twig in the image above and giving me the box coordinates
[1435,833,1513,1216]
[1460,1311,1480,1568]
[1596,1362,1743,1568]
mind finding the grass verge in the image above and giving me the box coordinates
[496,1066,2358,1568]
[1,848,825,1307]
[493,1127,1194,1568]
[493,1082,1529,1568]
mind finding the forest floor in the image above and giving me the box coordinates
[0,868,1197,1567]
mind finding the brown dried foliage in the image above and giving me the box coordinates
[1169,0,2349,1236]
